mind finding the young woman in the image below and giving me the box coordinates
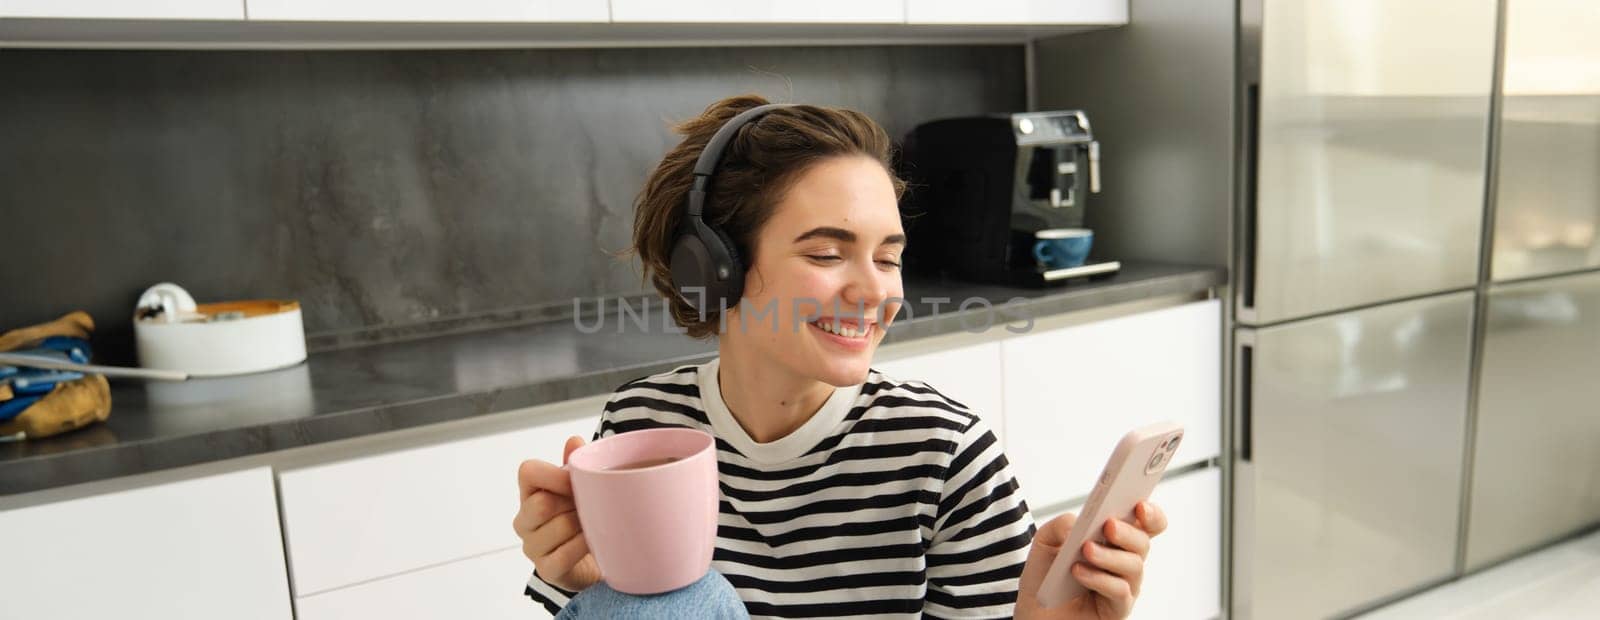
[513,95,1169,619]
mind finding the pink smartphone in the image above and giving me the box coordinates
[1036,420,1184,608]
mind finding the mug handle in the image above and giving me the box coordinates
[1032,240,1053,263]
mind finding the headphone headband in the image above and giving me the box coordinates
[685,103,792,218]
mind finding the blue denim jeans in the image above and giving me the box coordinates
[555,570,747,620]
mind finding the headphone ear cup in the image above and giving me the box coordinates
[668,222,745,314]
[709,225,746,302]
[669,232,712,309]
[700,223,742,308]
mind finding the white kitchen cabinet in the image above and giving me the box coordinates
[276,400,601,596]
[0,0,243,19]
[0,0,1128,47]
[874,341,1006,445]
[1035,466,1220,620]
[609,0,904,24]
[1004,299,1220,511]
[245,0,608,23]
[0,467,292,620]
[907,0,1128,25]
[297,546,551,620]
[1130,466,1220,620]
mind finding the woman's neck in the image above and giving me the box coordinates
[715,342,836,444]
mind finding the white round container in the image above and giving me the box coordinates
[135,297,307,377]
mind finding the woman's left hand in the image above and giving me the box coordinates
[1014,501,1170,619]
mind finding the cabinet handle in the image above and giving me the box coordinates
[1239,344,1254,462]
[1241,83,1260,311]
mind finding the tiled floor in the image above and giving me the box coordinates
[1357,528,1600,619]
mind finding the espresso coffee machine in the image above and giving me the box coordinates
[900,111,1120,287]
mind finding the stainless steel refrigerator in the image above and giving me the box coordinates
[1031,0,1599,615]
[1231,0,1499,617]
[1462,0,1600,574]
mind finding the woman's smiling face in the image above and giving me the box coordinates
[723,155,906,387]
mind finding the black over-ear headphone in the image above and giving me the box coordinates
[669,103,792,315]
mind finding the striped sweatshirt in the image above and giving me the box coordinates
[524,356,1038,618]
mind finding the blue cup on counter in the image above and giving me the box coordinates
[1032,228,1094,269]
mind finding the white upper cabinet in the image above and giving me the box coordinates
[0,0,1128,25]
[609,0,904,23]
[1,0,1127,46]
[246,0,608,23]
[906,0,1128,25]
[0,0,243,19]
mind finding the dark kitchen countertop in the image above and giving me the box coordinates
[0,261,1225,496]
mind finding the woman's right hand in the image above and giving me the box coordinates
[514,435,602,593]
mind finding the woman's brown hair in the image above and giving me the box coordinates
[631,94,906,339]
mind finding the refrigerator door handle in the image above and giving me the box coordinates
[1231,331,1259,619]
[1238,343,1254,462]
[1239,82,1261,317]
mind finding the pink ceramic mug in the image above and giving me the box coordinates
[565,427,720,595]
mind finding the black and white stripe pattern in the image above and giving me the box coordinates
[526,361,1036,619]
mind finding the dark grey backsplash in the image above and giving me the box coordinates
[0,46,1023,363]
